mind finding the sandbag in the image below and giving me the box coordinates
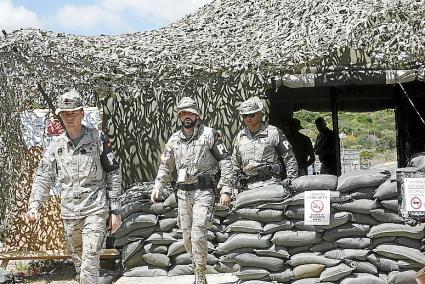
[163,193,177,208]
[262,220,293,234]
[373,244,425,265]
[288,245,312,255]
[214,262,239,273]
[121,239,144,263]
[367,223,425,239]
[218,233,271,253]
[293,264,325,280]
[310,242,337,253]
[324,249,370,260]
[227,220,263,234]
[288,253,341,267]
[269,269,293,283]
[114,213,158,239]
[157,218,177,232]
[146,232,177,245]
[236,208,284,222]
[285,205,305,219]
[123,249,147,269]
[291,175,337,192]
[323,223,370,241]
[340,273,386,284]
[167,240,186,256]
[335,237,371,249]
[332,199,379,214]
[396,237,422,250]
[319,263,354,282]
[351,261,378,274]
[337,169,390,192]
[388,270,417,284]
[233,267,270,281]
[233,253,284,272]
[174,252,218,265]
[294,221,321,232]
[349,212,379,226]
[234,184,288,209]
[122,201,170,219]
[371,236,397,248]
[144,243,168,254]
[374,179,397,200]
[367,253,400,272]
[408,153,425,172]
[316,211,350,230]
[272,231,322,247]
[370,209,404,223]
[142,253,171,267]
[339,187,376,200]
[123,265,168,277]
[254,245,290,259]
[380,199,399,212]
[215,231,229,243]
[167,264,193,276]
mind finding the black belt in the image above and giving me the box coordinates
[178,183,198,191]
[241,164,281,185]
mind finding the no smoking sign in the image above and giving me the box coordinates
[304,190,330,225]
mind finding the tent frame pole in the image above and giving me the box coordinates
[330,87,342,176]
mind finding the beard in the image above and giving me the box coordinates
[182,117,197,129]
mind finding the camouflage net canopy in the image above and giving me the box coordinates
[0,0,424,233]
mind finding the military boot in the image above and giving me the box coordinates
[194,267,208,284]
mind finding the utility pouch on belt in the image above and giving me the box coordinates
[100,134,119,172]
[241,163,281,185]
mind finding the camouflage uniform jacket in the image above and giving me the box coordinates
[232,123,298,181]
[29,127,122,219]
[153,124,233,195]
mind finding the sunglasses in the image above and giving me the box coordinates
[242,113,256,119]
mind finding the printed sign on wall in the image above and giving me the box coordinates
[304,190,330,225]
[404,178,425,212]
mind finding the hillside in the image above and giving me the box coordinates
[294,109,397,165]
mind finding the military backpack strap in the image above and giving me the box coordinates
[90,128,119,172]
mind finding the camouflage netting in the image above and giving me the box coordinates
[0,0,424,239]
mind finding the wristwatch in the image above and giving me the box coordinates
[110,209,122,215]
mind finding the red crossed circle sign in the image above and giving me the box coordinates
[411,197,422,210]
[311,200,324,213]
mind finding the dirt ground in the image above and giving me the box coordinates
[4,259,118,283]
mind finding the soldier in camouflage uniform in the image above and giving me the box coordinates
[232,97,298,189]
[151,97,233,284]
[26,90,122,284]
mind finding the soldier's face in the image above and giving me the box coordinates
[60,109,84,129]
[243,112,261,128]
[178,111,198,129]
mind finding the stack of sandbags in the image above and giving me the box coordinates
[217,183,292,282]
[116,182,221,277]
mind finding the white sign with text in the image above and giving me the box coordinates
[404,178,425,212]
[304,190,330,225]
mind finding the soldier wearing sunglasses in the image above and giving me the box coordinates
[232,97,298,190]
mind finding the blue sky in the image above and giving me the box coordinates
[0,0,211,35]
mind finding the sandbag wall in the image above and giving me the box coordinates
[114,167,425,283]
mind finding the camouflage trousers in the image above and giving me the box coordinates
[177,188,214,270]
[63,213,107,284]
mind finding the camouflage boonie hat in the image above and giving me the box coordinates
[176,97,201,116]
[55,90,84,115]
[239,97,263,115]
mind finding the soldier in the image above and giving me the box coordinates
[26,90,122,284]
[314,117,337,175]
[287,118,315,176]
[151,97,233,284]
[233,97,298,189]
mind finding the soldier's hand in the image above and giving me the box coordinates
[26,208,39,221]
[151,188,160,204]
[220,193,232,207]
[108,214,122,234]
